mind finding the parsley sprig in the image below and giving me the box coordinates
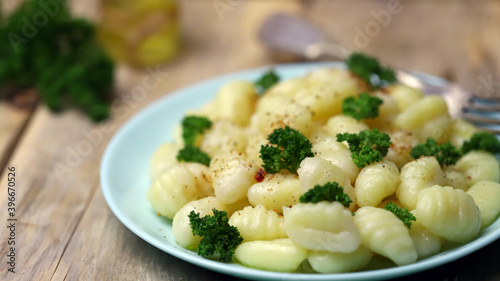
[177,115,212,166]
[461,132,500,155]
[255,69,280,95]
[410,138,461,167]
[299,182,352,207]
[189,209,243,262]
[181,116,212,145]
[177,145,211,166]
[260,126,314,174]
[342,93,383,121]
[346,52,397,90]
[336,129,392,168]
[384,202,416,229]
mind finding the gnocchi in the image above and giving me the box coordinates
[456,151,500,187]
[247,173,302,213]
[147,163,203,219]
[308,246,373,274]
[233,238,308,272]
[416,185,481,243]
[210,152,259,204]
[172,196,228,249]
[353,206,418,266]
[283,202,361,253]
[467,181,500,229]
[228,205,287,242]
[396,156,446,210]
[355,159,400,207]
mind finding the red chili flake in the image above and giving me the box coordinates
[254,168,267,182]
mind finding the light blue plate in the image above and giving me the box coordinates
[100,62,500,281]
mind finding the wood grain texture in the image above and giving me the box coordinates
[0,0,500,281]
[0,103,34,171]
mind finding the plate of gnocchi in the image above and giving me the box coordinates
[101,58,500,281]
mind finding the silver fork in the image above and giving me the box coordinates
[258,13,500,134]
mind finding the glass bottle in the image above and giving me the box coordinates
[97,0,179,67]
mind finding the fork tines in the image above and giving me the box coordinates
[462,94,500,134]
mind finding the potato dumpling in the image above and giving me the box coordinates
[229,205,286,242]
[234,238,308,272]
[283,202,361,253]
[396,157,446,210]
[456,151,500,187]
[210,153,259,204]
[354,206,417,266]
[308,246,373,274]
[416,185,481,243]
[147,163,201,219]
[172,197,228,249]
[247,173,302,213]
[467,181,500,229]
[355,160,400,207]
[212,81,257,126]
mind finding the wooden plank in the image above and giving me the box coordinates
[0,107,99,280]
[0,102,35,171]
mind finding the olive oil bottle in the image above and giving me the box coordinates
[97,0,179,67]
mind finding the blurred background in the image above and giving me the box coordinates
[3,0,500,120]
[1,0,500,280]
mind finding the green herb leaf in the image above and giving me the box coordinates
[260,126,314,174]
[336,129,392,168]
[461,132,500,155]
[299,182,352,207]
[255,69,280,95]
[189,209,243,262]
[410,138,461,167]
[384,202,416,229]
[346,52,397,89]
[177,144,211,166]
[181,116,212,145]
[342,93,383,121]
[0,0,114,121]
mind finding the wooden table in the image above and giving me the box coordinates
[1,1,500,280]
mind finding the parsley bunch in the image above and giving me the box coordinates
[346,52,397,89]
[188,209,243,262]
[0,0,114,121]
[260,126,314,174]
[336,129,392,168]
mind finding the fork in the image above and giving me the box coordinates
[258,13,500,134]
